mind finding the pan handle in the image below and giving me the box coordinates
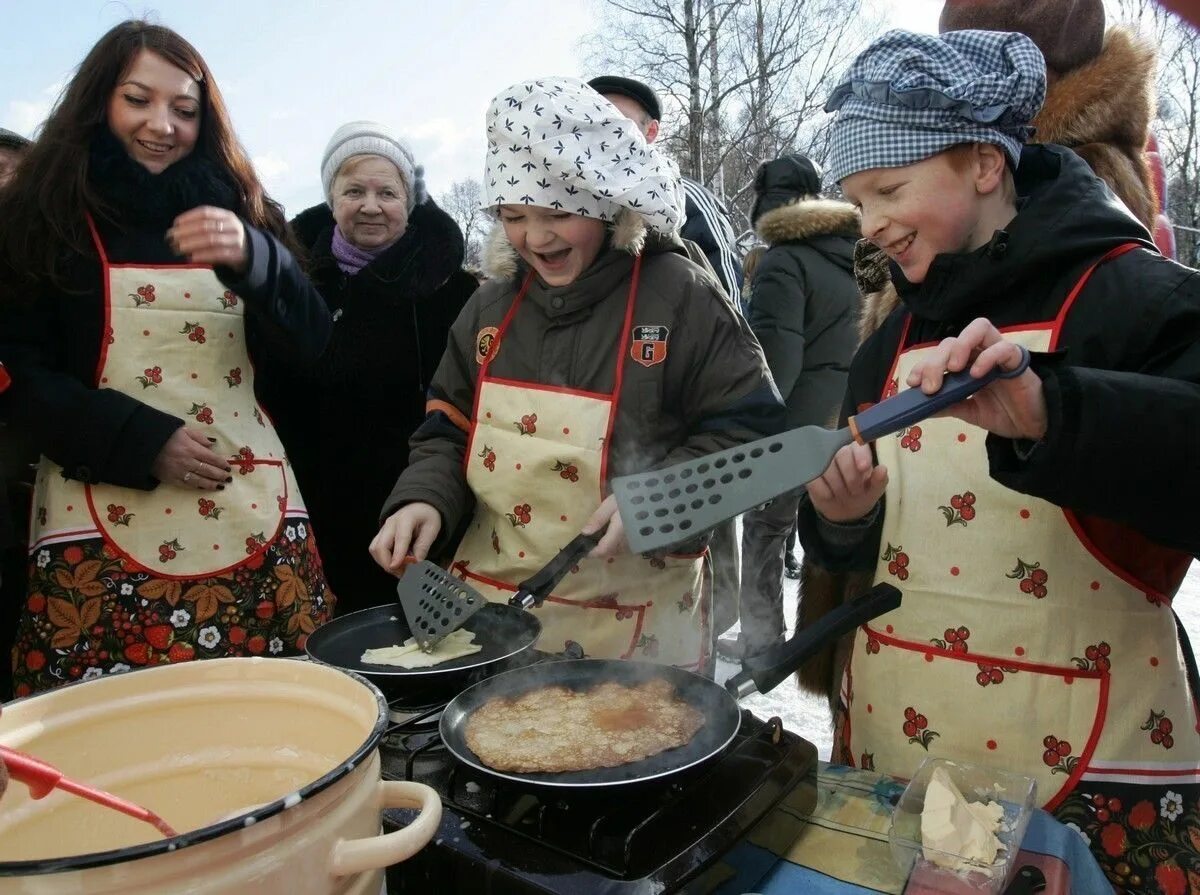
[327,781,442,876]
[725,583,902,699]
[509,531,601,610]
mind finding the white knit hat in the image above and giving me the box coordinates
[320,120,427,211]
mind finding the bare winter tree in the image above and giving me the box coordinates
[438,177,486,268]
[582,0,879,236]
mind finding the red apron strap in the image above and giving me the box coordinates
[1050,242,1141,348]
[83,213,110,266]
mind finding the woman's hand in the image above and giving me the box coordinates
[370,502,442,574]
[151,427,233,491]
[167,207,248,273]
[582,494,629,558]
[806,442,888,523]
[906,317,1047,440]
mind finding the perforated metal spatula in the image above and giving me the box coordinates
[397,561,488,653]
[614,347,1031,554]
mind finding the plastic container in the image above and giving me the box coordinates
[888,757,1037,894]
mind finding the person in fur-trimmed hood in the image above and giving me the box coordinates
[371,77,782,673]
[722,153,860,660]
[254,122,477,617]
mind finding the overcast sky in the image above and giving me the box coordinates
[0,1,942,215]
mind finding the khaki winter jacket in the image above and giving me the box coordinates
[382,212,782,556]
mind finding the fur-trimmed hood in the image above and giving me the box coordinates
[481,208,675,281]
[754,198,860,248]
[1032,25,1158,229]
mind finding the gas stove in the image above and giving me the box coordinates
[378,652,817,894]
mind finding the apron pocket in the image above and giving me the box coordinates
[85,460,288,577]
[850,625,1107,810]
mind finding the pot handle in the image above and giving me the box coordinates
[328,780,442,876]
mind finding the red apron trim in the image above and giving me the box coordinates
[483,376,614,402]
[1049,242,1141,349]
[1084,766,1200,778]
[863,623,1106,680]
[1061,509,1169,601]
[30,527,104,551]
[1047,673,1111,812]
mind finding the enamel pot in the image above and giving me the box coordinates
[0,656,440,894]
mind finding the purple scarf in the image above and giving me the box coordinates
[331,226,388,275]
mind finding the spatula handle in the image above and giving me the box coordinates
[850,345,1030,444]
[509,531,602,610]
[0,745,62,798]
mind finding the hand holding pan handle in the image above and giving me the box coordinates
[509,531,603,610]
[849,345,1031,443]
[726,583,902,699]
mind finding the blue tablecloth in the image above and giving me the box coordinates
[705,763,1111,895]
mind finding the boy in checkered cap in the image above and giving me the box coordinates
[372,77,780,673]
[797,30,1200,884]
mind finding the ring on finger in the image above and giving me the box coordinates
[183,471,193,484]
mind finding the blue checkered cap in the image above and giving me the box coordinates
[825,29,1046,183]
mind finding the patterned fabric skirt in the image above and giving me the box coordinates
[11,517,334,695]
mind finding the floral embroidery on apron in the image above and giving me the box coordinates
[451,259,709,669]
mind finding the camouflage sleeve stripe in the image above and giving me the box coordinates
[426,399,470,433]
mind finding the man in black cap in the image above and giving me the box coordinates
[588,76,745,311]
[0,128,30,189]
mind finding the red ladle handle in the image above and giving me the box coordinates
[0,744,178,838]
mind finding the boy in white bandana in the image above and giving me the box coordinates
[370,78,782,672]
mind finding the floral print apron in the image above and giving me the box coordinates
[836,245,1200,890]
[11,218,332,695]
[451,260,710,669]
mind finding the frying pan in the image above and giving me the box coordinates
[305,602,541,704]
[440,583,902,788]
[440,659,740,788]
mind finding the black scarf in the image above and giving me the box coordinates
[88,129,240,230]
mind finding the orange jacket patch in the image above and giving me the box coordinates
[475,327,499,364]
[630,325,669,368]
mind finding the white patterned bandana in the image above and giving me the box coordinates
[481,77,684,234]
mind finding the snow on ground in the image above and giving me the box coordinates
[716,560,1200,763]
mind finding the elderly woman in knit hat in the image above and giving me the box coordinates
[370,78,781,673]
[255,121,476,617]
[793,28,1200,888]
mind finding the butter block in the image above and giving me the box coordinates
[920,765,1004,873]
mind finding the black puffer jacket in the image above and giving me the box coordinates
[748,183,861,429]
[256,201,476,613]
[798,143,1200,568]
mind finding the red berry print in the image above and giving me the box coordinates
[197,497,224,520]
[1072,642,1112,673]
[218,290,238,309]
[1040,735,1079,774]
[106,502,134,526]
[975,662,1017,687]
[515,413,538,436]
[244,531,267,555]
[224,367,242,387]
[865,636,880,655]
[552,459,580,482]
[187,402,214,425]
[901,706,938,749]
[477,445,497,472]
[933,626,970,654]
[233,446,256,474]
[157,538,184,563]
[882,543,910,581]
[883,377,899,399]
[1007,558,1049,598]
[939,490,977,526]
[130,284,156,306]
[136,365,163,389]
[1142,710,1176,749]
[898,425,923,452]
[505,503,532,528]
[179,321,207,343]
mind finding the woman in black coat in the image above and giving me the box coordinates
[257,121,476,615]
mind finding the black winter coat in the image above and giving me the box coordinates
[798,144,1200,572]
[747,198,861,429]
[256,201,476,613]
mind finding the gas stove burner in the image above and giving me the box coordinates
[386,702,444,728]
